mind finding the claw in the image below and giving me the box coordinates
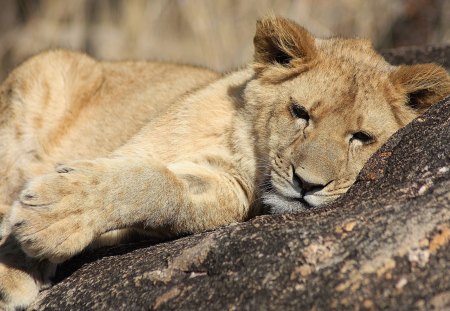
[55,165,74,174]
[12,220,25,228]
[20,191,36,201]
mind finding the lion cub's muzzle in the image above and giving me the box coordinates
[292,168,328,195]
[291,166,336,207]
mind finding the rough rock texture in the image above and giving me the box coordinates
[32,47,450,311]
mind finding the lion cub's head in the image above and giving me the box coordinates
[244,17,450,213]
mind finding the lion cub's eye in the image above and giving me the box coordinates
[351,131,374,144]
[291,103,310,121]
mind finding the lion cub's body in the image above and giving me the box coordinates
[0,51,220,211]
[0,17,449,310]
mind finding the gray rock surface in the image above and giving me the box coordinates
[31,46,450,311]
[382,44,450,69]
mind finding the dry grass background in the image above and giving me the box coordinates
[0,0,449,81]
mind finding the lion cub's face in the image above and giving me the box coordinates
[247,17,450,213]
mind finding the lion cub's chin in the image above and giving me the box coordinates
[263,189,338,214]
[303,191,338,207]
[263,193,311,214]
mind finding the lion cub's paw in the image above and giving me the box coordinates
[0,264,40,311]
[0,237,55,311]
[10,161,107,263]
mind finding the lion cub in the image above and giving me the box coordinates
[0,17,449,310]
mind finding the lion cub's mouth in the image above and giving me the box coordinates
[262,176,342,214]
[261,179,313,214]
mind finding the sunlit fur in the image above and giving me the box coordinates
[0,17,448,310]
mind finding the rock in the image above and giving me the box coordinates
[382,44,450,70]
[32,47,450,311]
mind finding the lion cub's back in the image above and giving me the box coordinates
[1,50,219,160]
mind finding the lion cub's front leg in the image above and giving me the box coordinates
[9,156,249,263]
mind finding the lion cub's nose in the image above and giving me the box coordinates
[292,168,326,193]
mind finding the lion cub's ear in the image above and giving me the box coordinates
[390,63,450,113]
[253,16,317,82]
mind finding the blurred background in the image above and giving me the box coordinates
[0,0,449,81]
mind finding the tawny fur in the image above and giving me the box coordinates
[0,17,449,310]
